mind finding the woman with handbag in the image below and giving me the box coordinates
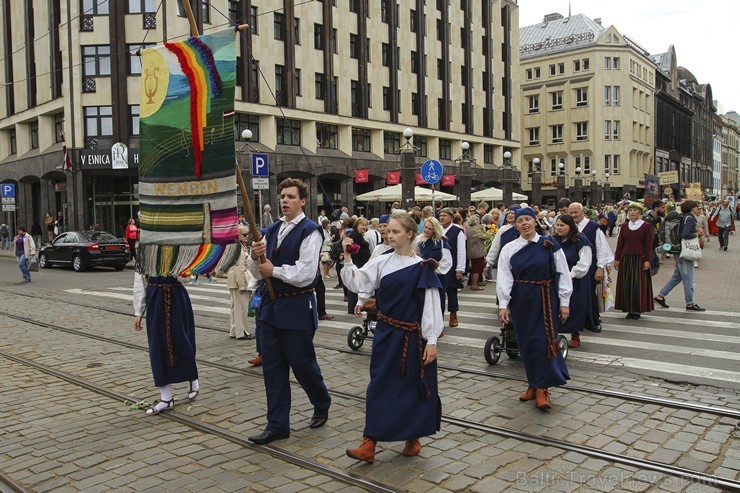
[654,200,705,312]
[614,204,654,320]
[14,226,36,282]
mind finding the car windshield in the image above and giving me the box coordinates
[80,231,120,243]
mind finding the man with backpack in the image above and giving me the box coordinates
[0,223,9,249]
[654,200,706,312]
[643,200,666,275]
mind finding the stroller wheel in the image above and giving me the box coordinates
[558,334,569,359]
[484,336,502,365]
[347,326,365,351]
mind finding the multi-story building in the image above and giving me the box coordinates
[720,113,740,196]
[0,0,521,236]
[518,13,655,205]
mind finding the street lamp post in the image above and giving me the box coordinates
[557,162,566,200]
[400,127,416,210]
[531,157,542,207]
[603,173,611,203]
[502,150,513,206]
[458,141,473,209]
[590,170,598,206]
[572,166,583,203]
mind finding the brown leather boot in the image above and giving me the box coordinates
[535,388,552,410]
[346,437,377,463]
[518,386,536,401]
[401,439,421,456]
[248,355,262,366]
[449,311,459,327]
[568,332,581,348]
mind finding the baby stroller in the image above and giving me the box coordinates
[484,322,569,365]
[347,300,377,350]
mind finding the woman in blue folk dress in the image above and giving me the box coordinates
[415,216,452,313]
[553,214,593,349]
[341,212,444,463]
[497,208,572,411]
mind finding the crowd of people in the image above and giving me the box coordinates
[130,177,736,463]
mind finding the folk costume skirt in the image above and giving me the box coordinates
[146,276,198,387]
[615,254,654,314]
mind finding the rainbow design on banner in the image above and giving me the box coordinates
[164,38,223,179]
[180,244,224,277]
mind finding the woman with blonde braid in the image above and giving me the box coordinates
[342,212,443,463]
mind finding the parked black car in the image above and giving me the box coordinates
[39,230,129,272]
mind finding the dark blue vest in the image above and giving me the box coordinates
[444,225,463,283]
[258,217,322,330]
[581,220,599,279]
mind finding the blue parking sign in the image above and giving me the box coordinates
[251,153,269,176]
[0,183,15,197]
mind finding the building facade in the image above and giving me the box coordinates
[720,113,740,196]
[518,13,655,205]
[0,0,522,236]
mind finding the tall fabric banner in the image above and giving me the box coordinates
[643,173,660,208]
[137,29,240,277]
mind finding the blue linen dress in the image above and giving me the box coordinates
[558,234,593,334]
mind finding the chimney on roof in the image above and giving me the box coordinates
[543,13,564,23]
[594,18,602,25]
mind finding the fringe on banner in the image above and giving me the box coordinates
[137,243,239,278]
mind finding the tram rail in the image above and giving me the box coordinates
[1,308,739,492]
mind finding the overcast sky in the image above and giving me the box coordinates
[518,0,739,114]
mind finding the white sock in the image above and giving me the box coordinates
[188,379,200,399]
[146,385,173,414]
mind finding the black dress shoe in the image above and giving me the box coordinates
[309,409,328,429]
[592,323,602,333]
[248,430,289,444]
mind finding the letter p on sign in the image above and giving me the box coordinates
[251,153,269,177]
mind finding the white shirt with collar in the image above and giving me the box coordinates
[496,234,573,310]
[246,212,323,288]
[576,217,614,269]
[442,223,467,273]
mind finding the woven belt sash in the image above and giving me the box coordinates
[514,278,559,359]
[377,311,431,398]
[147,282,178,368]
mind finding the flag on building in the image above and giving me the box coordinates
[441,175,455,186]
[386,171,400,185]
[354,169,369,183]
[62,134,73,173]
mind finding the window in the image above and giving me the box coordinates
[315,73,324,99]
[30,122,38,149]
[314,23,323,50]
[613,86,620,106]
[414,136,428,158]
[381,0,388,22]
[384,131,400,153]
[604,86,611,106]
[573,59,581,72]
[437,58,444,80]
[528,95,539,113]
[526,68,533,80]
[83,0,109,14]
[411,92,418,115]
[54,113,64,143]
[316,124,338,149]
[551,91,563,110]
[250,60,260,102]
[275,65,284,103]
[558,62,564,74]
[234,113,260,142]
[439,139,451,160]
[293,18,300,44]
[604,57,611,70]
[352,128,371,152]
[528,127,540,145]
[294,69,301,96]
[410,9,416,32]
[82,46,111,76]
[551,125,563,144]
[130,105,140,136]
[576,122,588,141]
[202,0,210,24]
[350,34,358,59]
[84,106,113,137]
[583,58,589,70]
[461,65,467,87]
[549,64,555,76]
[382,86,390,110]
[612,57,620,70]
[612,155,620,174]
[128,43,154,74]
[277,118,300,145]
[9,129,16,154]
[612,120,620,140]
[604,120,611,140]
[534,67,541,79]
[576,88,588,107]
[411,51,418,73]
[484,144,494,164]
[128,0,155,13]
[250,6,258,34]
[332,28,338,54]
[274,12,284,40]
[582,156,591,174]
[604,155,611,174]
[525,67,541,80]
[382,43,390,66]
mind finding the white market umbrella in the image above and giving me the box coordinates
[471,187,528,202]
[355,184,458,202]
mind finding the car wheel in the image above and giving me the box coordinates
[114,264,125,271]
[39,254,50,269]
[73,255,86,272]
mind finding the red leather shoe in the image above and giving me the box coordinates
[449,311,458,327]
[248,355,262,366]
[346,437,376,464]
[519,387,536,401]
[568,332,581,348]
[401,439,421,456]
[535,388,552,410]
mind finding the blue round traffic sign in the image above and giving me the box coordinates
[420,159,443,185]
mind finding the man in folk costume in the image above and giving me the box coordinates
[497,208,572,410]
[246,178,331,445]
[133,29,243,414]
[567,202,614,344]
[437,208,466,327]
